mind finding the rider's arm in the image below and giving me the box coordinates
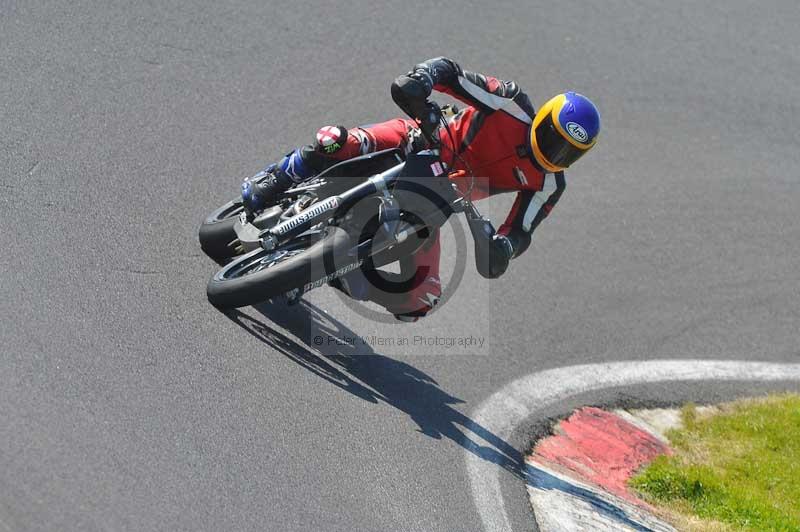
[498,172,566,259]
[392,57,536,119]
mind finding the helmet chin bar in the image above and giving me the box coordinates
[531,147,565,173]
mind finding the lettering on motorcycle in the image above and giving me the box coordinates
[271,197,340,236]
[302,260,364,292]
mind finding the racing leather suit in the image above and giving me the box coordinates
[266,57,566,319]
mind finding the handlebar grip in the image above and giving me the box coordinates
[418,101,443,146]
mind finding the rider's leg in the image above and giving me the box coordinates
[329,228,442,321]
[364,230,442,321]
[240,148,312,212]
[241,120,420,212]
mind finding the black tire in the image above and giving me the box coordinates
[198,199,244,263]
[206,228,355,309]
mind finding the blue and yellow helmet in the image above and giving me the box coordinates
[530,92,600,173]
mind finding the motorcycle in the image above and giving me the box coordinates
[199,102,501,310]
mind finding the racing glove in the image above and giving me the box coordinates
[487,234,514,279]
[467,211,515,279]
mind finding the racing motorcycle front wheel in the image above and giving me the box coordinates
[206,227,355,309]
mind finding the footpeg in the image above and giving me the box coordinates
[284,288,303,306]
[378,197,400,237]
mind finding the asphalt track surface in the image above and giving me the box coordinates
[2,1,799,531]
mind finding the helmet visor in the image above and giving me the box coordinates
[534,114,588,169]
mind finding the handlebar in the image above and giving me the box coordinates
[417,100,443,147]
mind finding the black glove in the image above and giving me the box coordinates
[488,234,514,279]
[467,212,514,279]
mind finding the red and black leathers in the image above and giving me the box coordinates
[289,58,566,318]
[394,57,565,257]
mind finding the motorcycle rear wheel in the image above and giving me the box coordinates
[198,198,244,263]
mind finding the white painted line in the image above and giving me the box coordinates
[464,360,800,532]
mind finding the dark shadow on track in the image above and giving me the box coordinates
[223,302,650,526]
[224,301,519,457]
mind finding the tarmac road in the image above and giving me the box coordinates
[2,1,799,531]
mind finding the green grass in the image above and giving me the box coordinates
[630,394,800,532]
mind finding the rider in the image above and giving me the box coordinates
[241,57,600,321]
